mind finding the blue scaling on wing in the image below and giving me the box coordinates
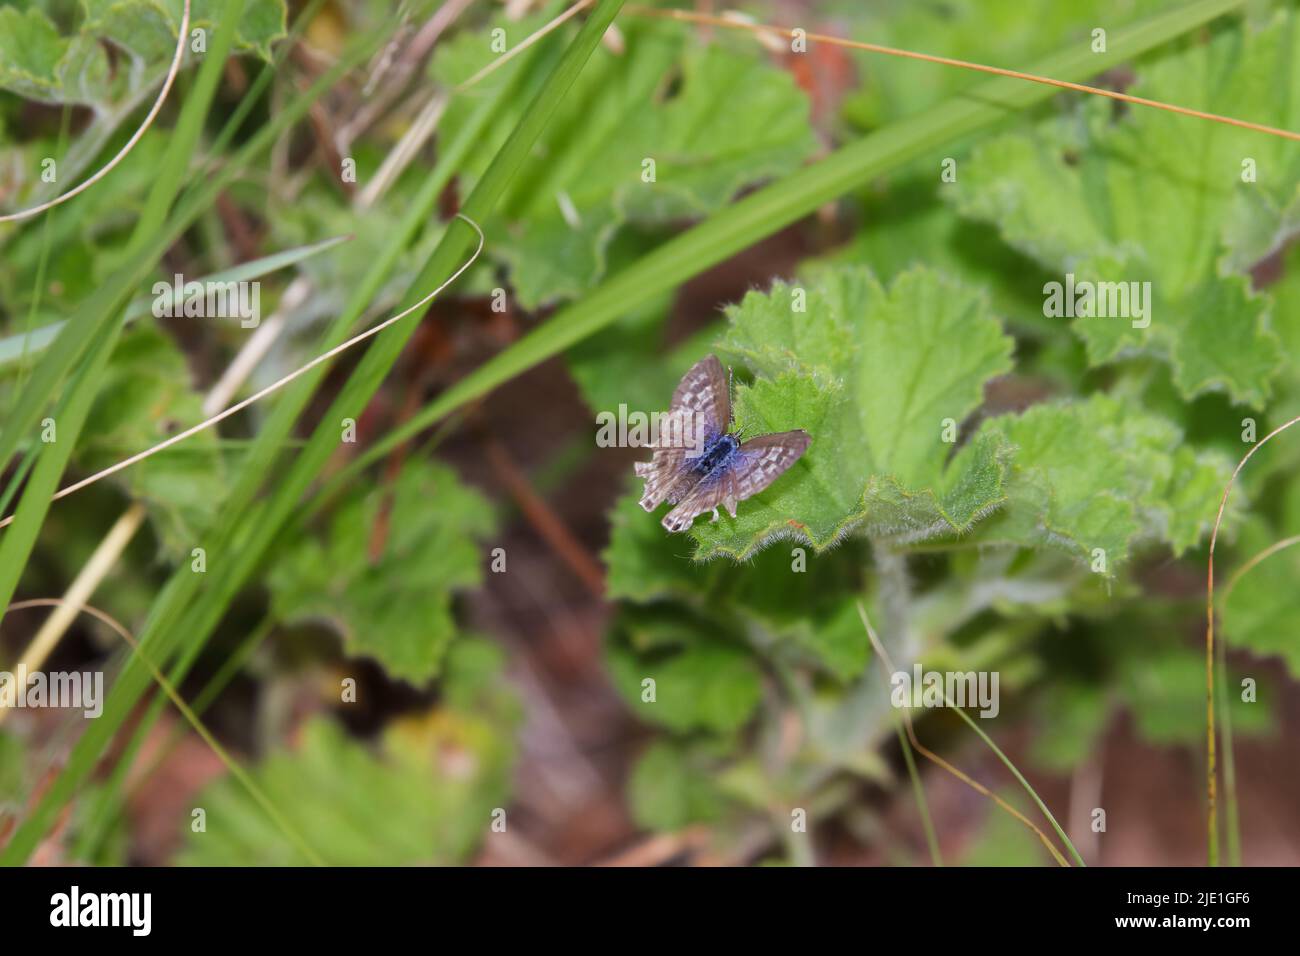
[635,355,811,534]
[635,354,731,513]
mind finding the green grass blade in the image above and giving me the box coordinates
[894,718,943,866]
[69,31,564,855]
[0,0,249,616]
[199,0,330,164]
[99,0,619,797]
[0,235,351,367]
[67,22,569,855]
[123,0,249,258]
[0,8,378,495]
[1214,634,1242,865]
[0,26,391,867]
[945,695,1086,867]
[0,0,622,865]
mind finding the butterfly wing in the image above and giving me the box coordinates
[670,353,730,435]
[660,429,810,533]
[636,355,731,513]
[635,445,695,513]
[730,431,812,506]
[661,475,728,532]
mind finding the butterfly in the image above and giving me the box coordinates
[635,354,811,533]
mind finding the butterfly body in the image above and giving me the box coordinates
[635,355,810,533]
[691,432,741,480]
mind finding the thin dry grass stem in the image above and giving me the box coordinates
[0,598,324,865]
[625,4,1300,143]
[338,0,476,147]
[856,602,1072,867]
[456,0,596,91]
[0,275,314,732]
[0,507,146,727]
[355,92,449,210]
[1204,411,1300,865]
[0,216,484,531]
[1221,532,1300,599]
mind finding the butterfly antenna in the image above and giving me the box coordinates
[728,363,735,425]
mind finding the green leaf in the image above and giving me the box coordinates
[176,710,515,865]
[267,461,495,685]
[428,7,551,88]
[265,184,423,305]
[1122,643,1272,745]
[976,394,1233,568]
[441,19,817,307]
[65,782,131,865]
[0,7,105,104]
[949,15,1297,405]
[1222,518,1300,679]
[1207,12,1300,270]
[685,265,1014,560]
[607,615,763,734]
[76,324,229,556]
[838,0,1183,129]
[834,179,1059,337]
[1030,684,1109,772]
[961,792,1047,866]
[0,1,286,105]
[605,479,714,604]
[606,477,863,649]
[788,599,875,683]
[81,0,288,62]
[1,134,172,299]
[605,479,872,680]
[628,740,730,831]
[351,0,1250,479]
[80,0,179,64]
[1164,444,1235,554]
[439,638,517,713]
